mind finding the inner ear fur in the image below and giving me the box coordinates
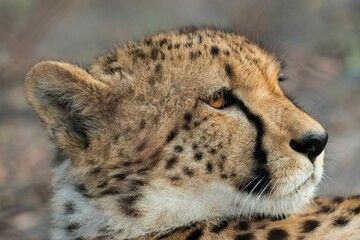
[25,61,113,156]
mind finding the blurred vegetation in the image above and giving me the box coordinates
[0,0,359,239]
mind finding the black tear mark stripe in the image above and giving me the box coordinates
[232,95,270,194]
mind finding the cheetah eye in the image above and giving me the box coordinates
[207,89,234,109]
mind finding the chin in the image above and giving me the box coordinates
[233,163,324,218]
[231,182,316,218]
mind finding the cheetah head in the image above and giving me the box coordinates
[25,28,327,238]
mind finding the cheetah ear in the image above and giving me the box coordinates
[25,61,113,156]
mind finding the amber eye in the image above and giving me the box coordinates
[207,89,233,109]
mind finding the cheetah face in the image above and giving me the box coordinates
[25,28,327,229]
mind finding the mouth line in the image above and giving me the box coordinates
[293,175,313,194]
[281,174,314,197]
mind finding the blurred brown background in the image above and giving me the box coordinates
[0,0,359,239]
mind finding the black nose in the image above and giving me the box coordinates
[290,132,328,162]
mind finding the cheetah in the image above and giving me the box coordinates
[25,27,360,240]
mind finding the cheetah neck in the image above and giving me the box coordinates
[131,180,313,234]
[50,160,314,239]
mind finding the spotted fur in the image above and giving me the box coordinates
[25,27,360,239]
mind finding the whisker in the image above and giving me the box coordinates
[318,175,329,192]
[249,176,266,195]
[251,180,272,217]
[324,157,341,168]
[233,176,260,210]
[249,181,268,217]
[326,140,346,145]
[309,98,324,115]
[238,176,265,217]
[233,177,259,216]
[322,173,335,183]
[325,149,347,154]
[268,179,280,199]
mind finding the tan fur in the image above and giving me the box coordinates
[25,27,360,239]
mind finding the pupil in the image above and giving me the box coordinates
[213,92,221,101]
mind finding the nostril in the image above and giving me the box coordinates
[304,139,321,157]
[290,132,328,162]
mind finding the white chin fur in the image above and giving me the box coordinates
[103,180,317,239]
[138,178,314,224]
[50,151,324,239]
[274,151,325,197]
[127,152,325,236]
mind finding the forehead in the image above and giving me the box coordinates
[158,29,278,69]
[95,28,283,94]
